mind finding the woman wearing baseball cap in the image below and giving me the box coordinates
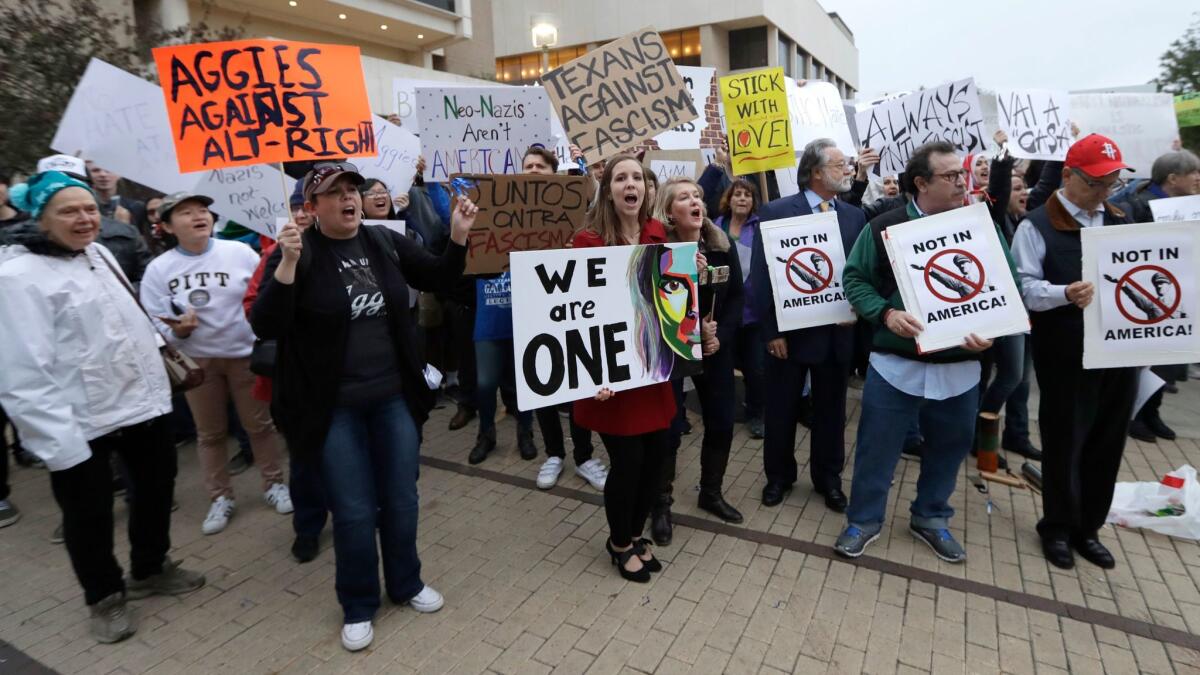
[250,161,478,652]
[0,171,205,643]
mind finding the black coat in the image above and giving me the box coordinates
[749,192,867,364]
[250,225,466,459]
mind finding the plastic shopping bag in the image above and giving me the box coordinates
[1107,465,1200,540]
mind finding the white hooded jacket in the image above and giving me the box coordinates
[0,236,172,471]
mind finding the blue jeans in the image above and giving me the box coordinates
[320,395,423,623]
[475,339,532,433]
[847,366,977,533]
[1003,336,1033,445]
[979,335,1024,414]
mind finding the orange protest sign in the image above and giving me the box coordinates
[152,39,375,172]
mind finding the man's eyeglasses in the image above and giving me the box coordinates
[931,169,967,184]
[1071,168,1117,191]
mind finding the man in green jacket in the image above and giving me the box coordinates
[834,141,1015,562]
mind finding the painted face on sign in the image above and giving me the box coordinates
[653,247,700,359]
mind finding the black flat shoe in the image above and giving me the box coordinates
[1002,438,1042,462]
[1128,419,1157,443]
[1146,415,1177,441]
[1073,537,1116,569]
[1042,537,1075,569]
[698,491,744,523]
[761,482,791,507]
[606,540,651,583]
[815,484,847,513]
[291,535,319,563]
[468,431,495,464]
[633,538,663,572]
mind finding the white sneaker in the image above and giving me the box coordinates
[409,585,444,613]
[264,483,294,515]
[537,457,563,489]
[575,459,608,490]
[341,621,373,651]
[201,496,235,535]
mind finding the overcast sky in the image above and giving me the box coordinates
[819,0,1197,100]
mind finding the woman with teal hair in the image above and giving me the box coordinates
[0,171,204,644]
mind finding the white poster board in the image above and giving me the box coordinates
[510,242,701,410]
[359,116,422,197]
[1069,93,1179,179]
[881,202,1029,352]
[391,77,476,133]
[653,67,715,150]
[994,89,1072,161]
[51,58,193,195]
[363,219,407,235]
[787,80,856,155]
[416,86,552,182]
[195,165,295,239]
[648,160,698,180]
[761,211,854,331]
[1150,195,1200,223]
[1081,221,1200,369]
[855,78,987,177]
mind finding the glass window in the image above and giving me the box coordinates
[810,59,822,81]
[778,35,792,77]
[729,27,767,70]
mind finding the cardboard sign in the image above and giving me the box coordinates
[359,116,422,197]
[454,173,591,274]
[643,149,706,180]
[1150,195,1200,223]
[1082,222,1200,369]
[416,86,552,181]
[995,89,1072,161]
[511,242,702,409]
[855,78,987,177]
[153,39,374,172]
[761,211,854,331]
[653,66,716,150]
[720,67,793,175]
[880,202,1028,352]
[542,27,697,163]
[52,58,194,195]
[1069,93,1179,178]
[786,80,856,156]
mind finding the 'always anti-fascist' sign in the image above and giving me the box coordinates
[995,89,1071,161]
[719,67,794,175]
[1082,222,1200,369]
[855,78,987,177]
[416,86,551,181]
[761,211,855,331]
[511,243,702,410]
[453,173,592,274]
[153,39,375,172]
[542,27,698,163]
[880,202,1028,352]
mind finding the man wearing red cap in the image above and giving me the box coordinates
[1011,134,1137,570]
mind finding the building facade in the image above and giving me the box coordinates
[487,0,859,99]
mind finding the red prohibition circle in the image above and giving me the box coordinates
[784,247,834,294]
[1114,264,1180,325]
[923,248,985,303]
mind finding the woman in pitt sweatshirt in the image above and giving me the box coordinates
[140,192,292,536]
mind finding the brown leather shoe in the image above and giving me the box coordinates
[448,405,476,431]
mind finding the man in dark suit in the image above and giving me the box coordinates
[749,138,867,512]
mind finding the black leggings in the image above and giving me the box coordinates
[600,429,669,548]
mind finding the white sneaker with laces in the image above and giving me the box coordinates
[202,496,235,535]
[575,459,608,490]
[537,457,563,489]
[409,585,444,613]
[264,482,294,514]
[341,621,373,651]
